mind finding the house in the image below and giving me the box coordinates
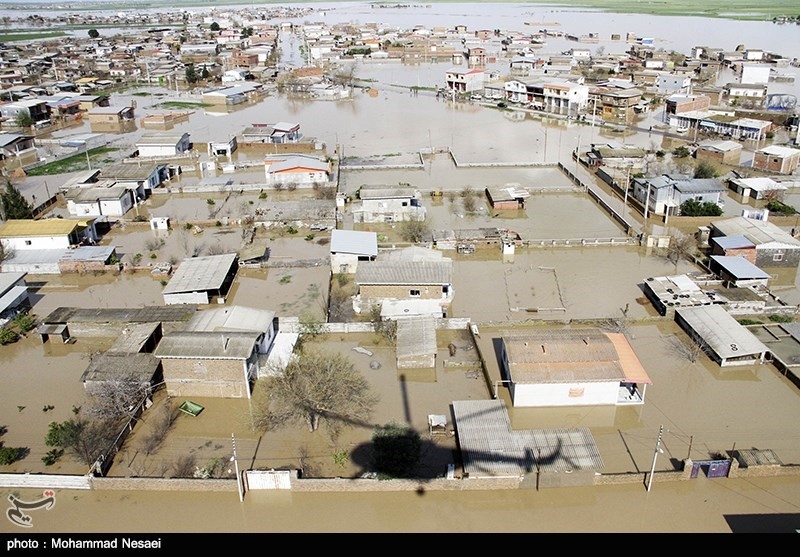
[86,105,135,132]
[264,154,330,187]
[353,185,426,223]
[484,184,530,210]
[726,176,786,201]
[589,86,643,123]
[724,82,768,101]
[632,174,726,217]
[0,132,38,169]
[740,63,771,85]
[641,274,725,317]
[444,67,484,94]
[709,216,800,285]
[154,305,279,398]
[752,145,800,175]
[0,218,99,252]
[353,247,454,317]
[664,94,711,122]
[0,99,51,126]
[201,83,263,106]
[329,229,378,274]
[0,271,29,326]
[242,122,302,144]
[674,305,770,367]
[695,140,743,166]
[99,162,169,195]
[162,253,239,305]
[498,328,652,408]
[64,183,136,217]
[135,132,192,159]
[154,331,261,399]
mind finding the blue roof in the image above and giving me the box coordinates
[712,234,755,250]
[710,255,771,279]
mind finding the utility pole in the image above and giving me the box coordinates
[647,424,664,492]
[231,433,243,502]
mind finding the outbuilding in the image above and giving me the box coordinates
[162,253,238,305]
[674,305,770,367]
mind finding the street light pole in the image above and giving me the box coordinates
[647,424,664,492]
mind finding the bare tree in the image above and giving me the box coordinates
[84,370,153,422]
[138,401,180,456]
[398,218,431,243]
[328,286,354,322]
[0,242,14,265]
[250,348,379,439]
[369,304,397,345]
[170,454,197,478]
[666,231,697,269]
[666,333,704,364]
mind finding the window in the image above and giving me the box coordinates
[409,289,420,297]
[773,253,784,262]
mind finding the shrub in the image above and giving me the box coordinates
[0,445,24,465]
[42,448,63,466]
[206,199,215,205]
[0,327,19,345]
[768,314,793,323]
[13,313,35,333]
[258,192,267,200]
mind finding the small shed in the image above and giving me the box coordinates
[709,255,771,288]
[330,229,378,274]
[674,305,770,367]
[396,315,437,369]
[162,253,238,305]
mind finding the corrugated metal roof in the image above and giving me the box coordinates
[330,229,378,257]
[676,305,770,360]
[0,272,26,294]
[356,260,452,285]
[162,253,238,295]
[713,216,800,247]
[59,246,116,263]
[107,322,161,354]
[80,352,160,383]
[503,329,651,384]
[396,316,437,358]
[154,331,259,359]
[712,235,755,250]
[452,400,604,477]
[710,255,771,279]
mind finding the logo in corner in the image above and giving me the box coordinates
[6,490,56,528]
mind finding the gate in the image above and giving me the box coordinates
[244,469,292,490]
[689,459,731,479]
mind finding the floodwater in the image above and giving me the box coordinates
[3,2,800,535]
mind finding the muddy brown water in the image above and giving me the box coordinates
[4,4,800,534]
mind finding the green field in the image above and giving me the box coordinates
[2,0,799,21]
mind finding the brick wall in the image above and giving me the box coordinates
[162,358,249,398]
